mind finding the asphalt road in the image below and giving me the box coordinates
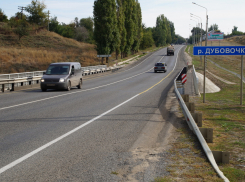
[0,45,187,181]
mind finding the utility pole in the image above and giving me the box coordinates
[47,10,50,31]
[204,15,208,103]
[18,6,26,19]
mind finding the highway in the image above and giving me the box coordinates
[0,45,186,181]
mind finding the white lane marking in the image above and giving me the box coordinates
[0,94,139,174]
[0,68,151,111]
[0,49,164,111]
[158,56,165,62]
[0,46,185,174]
[0,47,183,111]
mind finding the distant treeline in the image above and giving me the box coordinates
[187,24,245,44]
[0,0,185,58]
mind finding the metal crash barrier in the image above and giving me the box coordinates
[0,65,124,92]
[174,67,229,182]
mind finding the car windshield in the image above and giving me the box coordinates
[46,65,70,75]
[155,63,164,66]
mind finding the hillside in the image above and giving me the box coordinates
[197,36,245,78]
[0,23,99,74]
[226,35,245,45]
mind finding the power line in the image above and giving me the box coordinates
[18,6,26,19]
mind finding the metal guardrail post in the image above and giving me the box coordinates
[192,65,200,96]
[1,84,4,93]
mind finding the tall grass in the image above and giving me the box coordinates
[0,30,99,73]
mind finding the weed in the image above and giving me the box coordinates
[111,171,118,175]
[222,167,245,182]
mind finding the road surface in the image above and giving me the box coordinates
[0,45,187,181]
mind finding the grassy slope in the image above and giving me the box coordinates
[185,37,245,182]
[0,27,100,73]
[0,23,161,74]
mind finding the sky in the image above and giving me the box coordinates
[1,0,245,38]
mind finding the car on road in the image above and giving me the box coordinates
[154,62,167,73]
[40,62,83,91]
[167,46,174,56]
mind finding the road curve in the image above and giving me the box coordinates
[0,45,187,181]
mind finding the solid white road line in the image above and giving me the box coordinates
[0,46,184,175]
[0,46,183,112]
[0,94,140,174]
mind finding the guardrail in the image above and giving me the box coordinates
[174,67,229,182]
[192,65,200,96]
[0,65,124,92]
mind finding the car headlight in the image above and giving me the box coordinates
[41,78,45,82]
[59,78,65,82]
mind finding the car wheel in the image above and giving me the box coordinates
[66,81,71,91]
[77,79,82,89]
[41,88,47,92]
[154,70,157,73]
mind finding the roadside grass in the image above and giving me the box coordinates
[111,171,119,175]
[154,177,173,182]
[154,125,223,181]
[0,30,99,73]
[187,39,245,182]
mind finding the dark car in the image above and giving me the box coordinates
[154,62,167,73]
[40,62,83,91]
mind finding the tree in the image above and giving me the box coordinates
[93,0,118,64]
[8,17,17,28]
[140,26,154,49]
[74,17,79,28]
[115,0,126,59]
[153,15,166,47]
[49,16,59,32]
[0,9,8,22]
[232,26,238,33]
[74,27,89,42]
[208,24,219,32]
[170,22,175,43]
[25,0,48,26]
[165,18,172,44]
[14,19,29,40]
[174,35,186,44]
[231,26,244,35]
[123,0,135,56]
[59,24,75,38]
[79,17,94,43]
[79,17,93,32]
[15,12,27,20]
[131,1,142,54]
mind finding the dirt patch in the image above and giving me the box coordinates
[113,86,222,181]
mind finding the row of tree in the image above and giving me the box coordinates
[49,16,94,43]
[1,0,177,60]
[93,0,142,60]
[93,0,177,61]
[152,15,175,47]
[187,23,245,44]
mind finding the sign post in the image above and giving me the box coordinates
[241,55,243,105]
[193,46,245,105]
